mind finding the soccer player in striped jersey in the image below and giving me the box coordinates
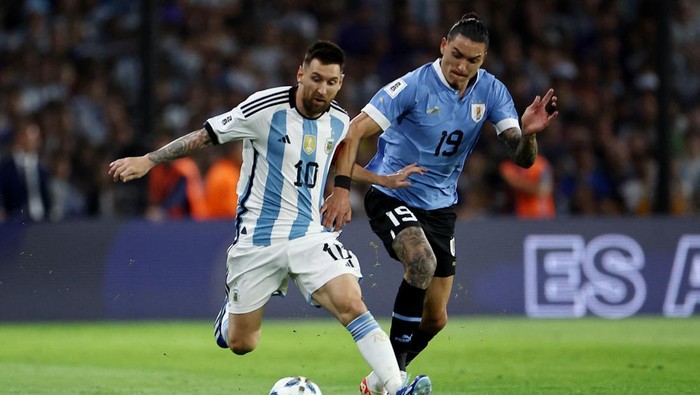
[321,14,559,395]
[108,40,432,395]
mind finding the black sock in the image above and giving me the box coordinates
[406,328,435,366]
[390,279,426,371]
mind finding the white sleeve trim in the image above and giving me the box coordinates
[361,103,392,131]
[494,118,520,134]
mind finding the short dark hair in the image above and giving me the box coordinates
[446,12,489,49]
[303,40,345,70]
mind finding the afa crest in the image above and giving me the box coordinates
[324,138,334,154]
[471,103,486,122]
[303,134,316,155]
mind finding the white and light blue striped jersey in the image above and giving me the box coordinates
[204,86,349,246]
[363,59,519,210]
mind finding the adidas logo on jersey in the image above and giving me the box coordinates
[278,135,291,144]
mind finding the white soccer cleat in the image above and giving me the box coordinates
[359,371,409,395]
[359,375,387,395]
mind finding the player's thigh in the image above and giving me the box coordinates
[312,273,366,325]
[288,232,362,307]
[419,207,457,277]
[226,242,289,314]
[364,187,427,261]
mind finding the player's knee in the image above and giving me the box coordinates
[405,259,436,289]
[335,298,368,324]
[422,311,448,334]
[229,342,255,355]
[228,337,257,355]
[343,298,368,316]
[417,253,437,274]
[404,252,437,287]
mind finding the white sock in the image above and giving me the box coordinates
[366,371,385,393]
[214,301,230,347]
[347,312,404,394]
[367,370,407,394]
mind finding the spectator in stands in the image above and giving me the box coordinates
[204,141,242,219]
[146,133,208,221]
[0,119,52,222]
[678,130,700,214]
[1,0,699,219]
[499,154,556,219]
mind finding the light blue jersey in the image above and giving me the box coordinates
[364,59,519,210]
[205,86,349,246]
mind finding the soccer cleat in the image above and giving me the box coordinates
[396,374,431,395]
[213,298,229,348]
[359,375,387,395]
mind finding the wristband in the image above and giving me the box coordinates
[334,175,352,190]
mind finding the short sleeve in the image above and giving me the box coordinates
[361,75,418,131]
[488,79,520,134]
[204,105,259,145]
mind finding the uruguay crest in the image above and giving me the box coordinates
[303,134,316,154]
[471,103,485,122]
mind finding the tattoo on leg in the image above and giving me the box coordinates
[393,227,436,289]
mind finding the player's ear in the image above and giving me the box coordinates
[296,65,304,83]
[440,37,447,55]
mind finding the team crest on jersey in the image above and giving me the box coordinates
[303,134,316,154]
[471,103,486,122]
[324,138,334,154]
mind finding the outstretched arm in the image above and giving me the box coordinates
[351,163,427,189]
[320,112,382,230]
[108,128,212,182]
[500,88,558,168]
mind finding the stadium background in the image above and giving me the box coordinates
[0,0,699,321]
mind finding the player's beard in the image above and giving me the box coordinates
[301,95,330,118]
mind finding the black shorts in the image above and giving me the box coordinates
[363,187,457,277]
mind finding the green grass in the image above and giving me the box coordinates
[0,317,699,394]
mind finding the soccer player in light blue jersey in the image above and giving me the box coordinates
[109,41,432,395]
[321,13,559,395]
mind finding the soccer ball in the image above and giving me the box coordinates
[269,376,322,395]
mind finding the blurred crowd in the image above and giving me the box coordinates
[1,0,699,223]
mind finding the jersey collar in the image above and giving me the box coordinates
[432,58,482,96]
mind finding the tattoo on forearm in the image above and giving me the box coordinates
[518,134,538,165]
[500,128,520,157]
[500,127,537,167]
[393,227,436,289]
[147,129,212,164]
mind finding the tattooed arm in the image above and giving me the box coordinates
[108,128,212,182]
[146,128,212,164]
[499,127,538,168]
[500,88,559,168]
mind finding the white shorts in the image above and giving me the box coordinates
[225,232,362,314]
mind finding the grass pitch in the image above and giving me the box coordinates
[0,317,698,394]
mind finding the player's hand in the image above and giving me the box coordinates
[320,188,352,232]
[381,163,427,189]
[521,88,558,136]
[108,156,155,182]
